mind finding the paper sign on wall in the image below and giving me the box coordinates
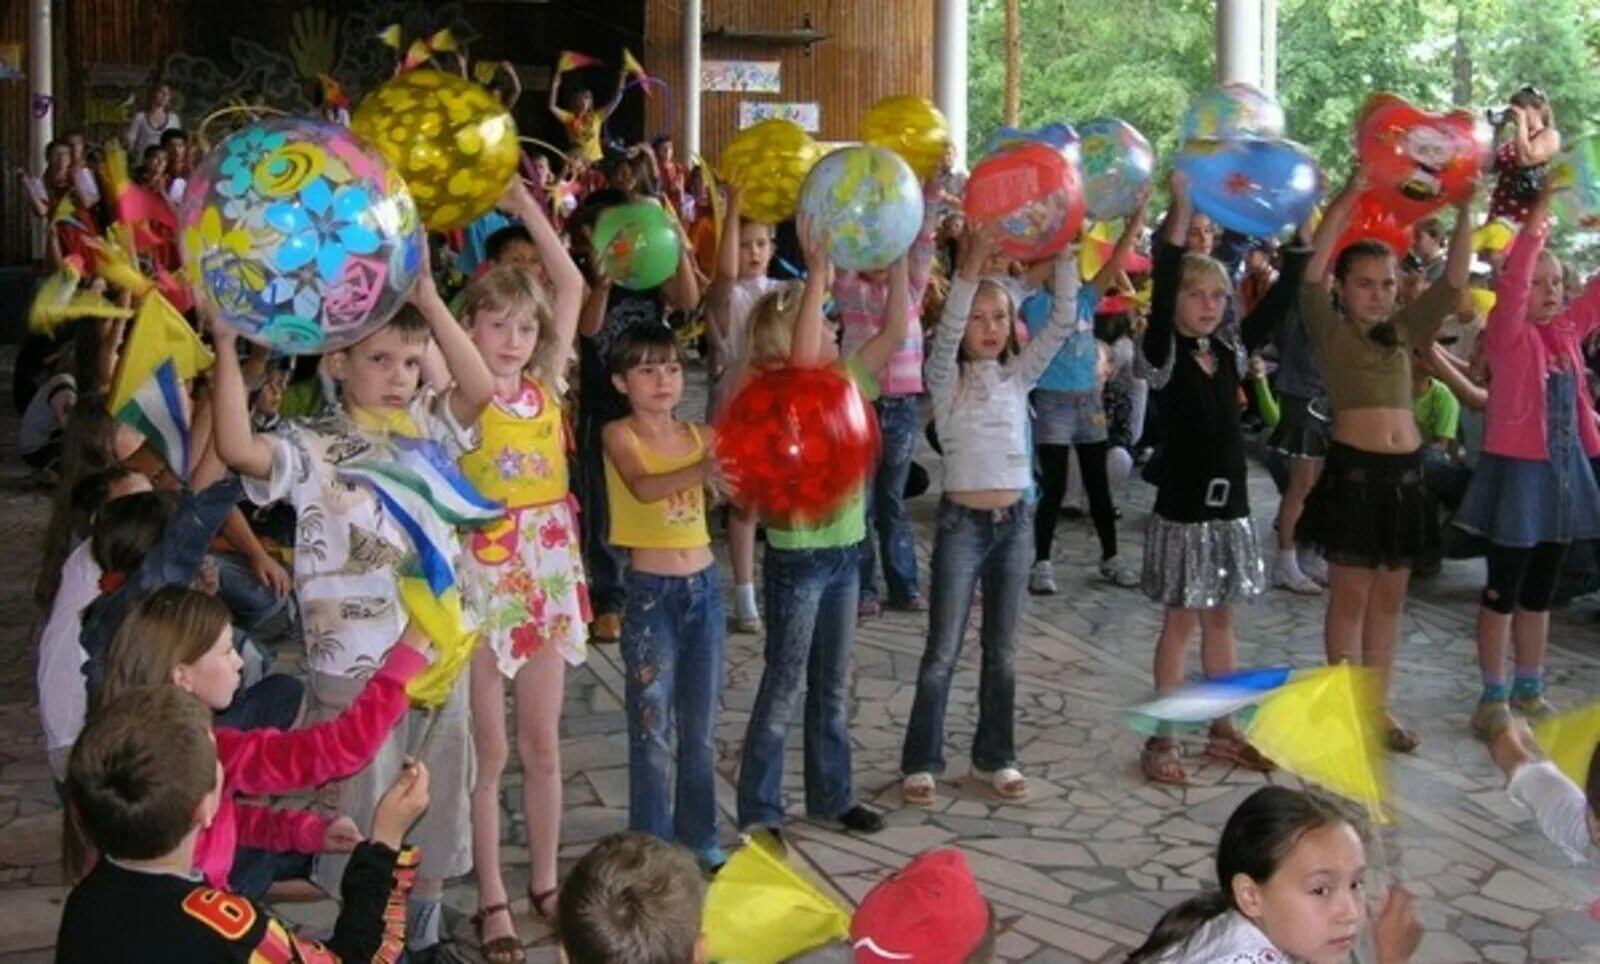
[0,43,23,81]
[702,60,780,93]
[739,101,819,132]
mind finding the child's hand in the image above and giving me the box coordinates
[397,620,433,658]
[798,213,833,287]
[1373,886,1422,964]
[370,760,430,850]
[705,455,738,505]
[408,243,438,304]
[321,815,363,853]
[1246,354,1266,381]
[497,176,539,217]
[956,225,998,281]
[250,551,292,599]
[194,555,221,596]
[1167,168,1190,205]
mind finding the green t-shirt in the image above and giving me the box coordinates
[765,358,881,551]
[1412,378,1460,443]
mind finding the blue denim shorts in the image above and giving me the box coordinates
[1032,389,1107,446]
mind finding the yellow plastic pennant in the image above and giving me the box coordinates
[1245,665,1390,821]
[400,576,481,708]
[1533,701,1600,788]
[106,292,213,417]
[703,834,851,964]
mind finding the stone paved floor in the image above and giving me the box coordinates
[1,358,1597,962]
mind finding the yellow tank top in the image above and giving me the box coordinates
[604,424,709,550]
[564,111,604,163]
[458,380,569,508]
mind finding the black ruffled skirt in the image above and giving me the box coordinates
[1298,441,1434,570]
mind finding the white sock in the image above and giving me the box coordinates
[735,582,759,620]
[406,894,441,951]
[1277,548,1302,573]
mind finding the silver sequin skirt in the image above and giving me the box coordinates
[1142,514,1265,609]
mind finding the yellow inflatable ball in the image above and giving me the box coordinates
[720,119,822,225]
[351,69,519,231]
[862,95,950,183]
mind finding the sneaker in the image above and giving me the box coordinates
[888,592,929,613]
[1275,561,1322,595]
[857,596,882,620]
[1511,691,1557,723]
[742,826,787,857]
[1098,557,1139,588]
[1029,560,1057,595]
[1470,700,1513,743]
[819,804,885,835]
[729,614,764,636]
[1300,551,1329,585]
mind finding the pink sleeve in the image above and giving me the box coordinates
[906,186,941,305]
[1485,221,1545,351]
[234,803,331,855]
[216,644,427,797]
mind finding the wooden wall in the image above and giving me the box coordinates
[644,0,935,163]
[0,0,38,270]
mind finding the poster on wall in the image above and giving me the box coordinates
[0,43,23,80]
[739,101,819,132]
[702,60,780,93]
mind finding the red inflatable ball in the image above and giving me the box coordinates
[1356,93,1490,224]
[714,366,880,521]
[1334,189,1414,263]
[964,142,1085,261]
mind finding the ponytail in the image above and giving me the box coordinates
[1122,890,1231,963]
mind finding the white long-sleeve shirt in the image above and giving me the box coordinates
[927,258,1080,493]
[37,541,101,781]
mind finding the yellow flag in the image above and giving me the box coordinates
[1245,665,1390,820]
[622,47,647,80]
[472,62,499,85]
[399,577,481,708]
[704,834,851,963]
[377,24,402,49]
[1077,221,1118,280]
[1473,218,1515,255]
[1533,701,1600,788]
[107,293,213,417]
[426,28,458,53]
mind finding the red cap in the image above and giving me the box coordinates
[850,849,988,964]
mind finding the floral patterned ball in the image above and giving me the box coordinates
[178,115,424,354]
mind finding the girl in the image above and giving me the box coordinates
[456,181,587,958]
[1125,786,1420,964]
[1454,185,1600,739]
[98,586,429,897]
[1137,173,1280,786]
[125,83,180,156]
[1299,175,1476,753]
[604,325,727,872]
[1486,85,1559,227]
[735,223,910,841]
[901,208,1143,806]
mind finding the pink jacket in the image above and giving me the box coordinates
[835,185,940,396]
[195,644,426,888]
[1481,223,1600,461]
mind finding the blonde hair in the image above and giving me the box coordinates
[958,279,1020,364]
[1178,253,1233,294]
[100,586,231,711]
[741,280,806,370]
[460,264,565,390]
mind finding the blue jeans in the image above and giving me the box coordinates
[860,395,921,605]
[901,498,1032,776]
[213,551,297,642]
[620,566,726,864]
[737,546,859,830]
[215,672,304,732]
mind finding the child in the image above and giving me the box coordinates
[1137,173,1277,786]
[455,185,588,954]
[56,685,428,963]
[604,325,727,872]
[1453,185,1600,739]
[900,212,1141,806]
[211,232,495,957]
[549,69,627,164]
[557,832,708,964]
[850,849,995,964]
[1299,174,1475,753]
[1124,786,1420,964]
[835,178,941,618]
[707,185,782,634]
[98,586,429,897]
[1489,721,1599,863]
[735,225,911,841]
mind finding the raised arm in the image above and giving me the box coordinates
[1512,105,1560,167]
[1486,188,1551,349]
[499,61,523,109]
[1090,196,1148,294]
[408,246,495,427]
[1306,173,1364,286]
[787,215,836,368]
[706,185,743,348]
[1241,240,1311,352]
[602,420,709,503]
[209,324,276,480]
[854,255,911,377]
[926,227,997,407]
[659,204,701,312]
[547,72,565,118]
[502,178,584,380]
[601,69,628,119]
[1442,193,1477,290]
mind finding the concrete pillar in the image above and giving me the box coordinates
[29,0,53,260]
[681,0,702,157]
[1215,0,1263,88]
[934,0,968,168]
[1261,0,1278,95]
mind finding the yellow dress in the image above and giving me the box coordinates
[458,380,590,675]
[554,108,604,163]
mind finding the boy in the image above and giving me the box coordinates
[1490,720,1599,863]
[850,849,995,964]
[557,832,708,964]
[211,264,495,958]
[56,685,429,962]
[603,326,727,872]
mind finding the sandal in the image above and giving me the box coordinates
[1205,726,1276,772]
[1384,724,1421,754]
[1141,737,1189,786]
[971,766,1028,801]
[471,904,526,964]
[902,772,937,806]
[528,887,559,924]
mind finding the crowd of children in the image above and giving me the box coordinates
[19,65,1600,964]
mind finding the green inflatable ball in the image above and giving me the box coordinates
[594,200,681,291]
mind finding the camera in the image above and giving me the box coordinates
[1485,107,1512,127]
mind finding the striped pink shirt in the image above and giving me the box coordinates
[834,189,939,396]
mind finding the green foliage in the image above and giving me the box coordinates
[966,0,1600,268]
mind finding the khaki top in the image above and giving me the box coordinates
[1298,277,1461,412]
